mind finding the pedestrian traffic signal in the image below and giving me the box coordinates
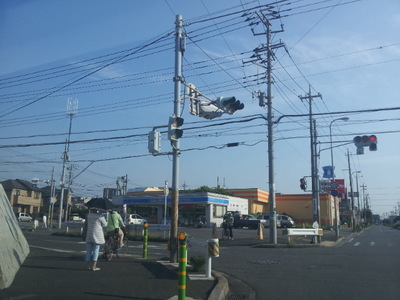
[353,135,377,154]
[148,130,161,154]
[168,116,184,141]
[300,178,307,191]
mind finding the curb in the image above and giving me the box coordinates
[208,270,229,300]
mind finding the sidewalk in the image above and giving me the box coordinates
[0,226,354,300]
[0,245,216,300]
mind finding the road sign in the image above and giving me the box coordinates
[331,190,339,197]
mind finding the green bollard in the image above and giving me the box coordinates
[178,232,187,300]
[143,222,149,259]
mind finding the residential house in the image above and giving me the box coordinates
[1,179,42,216]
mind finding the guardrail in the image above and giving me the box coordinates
[61,222,172,238]
[282,228,323,243]
[62,222,84,234]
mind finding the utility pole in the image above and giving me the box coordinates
[58,98,77,229]
[64,164,73,222]
[249,10,284,245]
[361,184,367,224]
[354,171,361,224]
[49,167,56,228]
[346,149,355,230]
[170,14,184,263]
[299,86,322,227]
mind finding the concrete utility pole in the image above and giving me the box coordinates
[251,10,284,244]
[361,184,367,223]
[64,164,73,222]
[266,22,277,244]
[329,117,349,238]
[58,98,77,229]
[170,14,184,263]
[299,86,322,226]
[49,167,56,228]
[346,149,356,230]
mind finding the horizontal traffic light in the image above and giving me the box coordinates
[216,96,244,114]
[353,135,377,154]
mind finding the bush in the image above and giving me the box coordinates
[189,255,205,272]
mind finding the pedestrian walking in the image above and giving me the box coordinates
[223,213,234,240]
[85,208,107,271]
[42,215,47,228]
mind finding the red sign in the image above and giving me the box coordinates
[335,179,347,200]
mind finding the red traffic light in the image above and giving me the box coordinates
[369,135,377,151]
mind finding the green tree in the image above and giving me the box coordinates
[186,185,233,196]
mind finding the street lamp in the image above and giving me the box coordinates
[329,117,349,238]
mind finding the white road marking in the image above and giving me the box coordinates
[370,242,375,246]
[354,242,360,246]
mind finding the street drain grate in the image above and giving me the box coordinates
[250,259,280,265]
[227,293,249,300]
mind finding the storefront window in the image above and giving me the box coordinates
[213,205,226,218]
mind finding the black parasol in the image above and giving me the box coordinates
[85,197,115,211]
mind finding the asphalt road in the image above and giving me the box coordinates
[212,225,400,300]
[13,223,399,300]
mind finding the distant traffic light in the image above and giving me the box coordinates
[369,135,377,151]
[300,177,307,191]
[168,116,184,141]
[353,135,377,154]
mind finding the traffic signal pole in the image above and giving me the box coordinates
[170,14,184,263]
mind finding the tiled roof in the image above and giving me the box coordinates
[0,179,39,191]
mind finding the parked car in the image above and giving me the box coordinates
[126,214,147,225]
[257,213,281,228]
[16,212,33,222]
[226,211,242,220]
[278,214,295,228]
[70,214,85,222]
[233,214,266,229]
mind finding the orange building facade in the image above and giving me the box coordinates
[228,188,269,214]
[229,188,337,227]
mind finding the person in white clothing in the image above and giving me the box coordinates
[42,215,47,228]
[85,208,107,271]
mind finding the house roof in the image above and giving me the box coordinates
[1,179,39,191]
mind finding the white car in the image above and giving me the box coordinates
[257,213,281,228]
[16,212,33,222]
[126,214,147,225]
[70,214,85,222]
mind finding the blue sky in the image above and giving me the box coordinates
[1,0,399,218]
